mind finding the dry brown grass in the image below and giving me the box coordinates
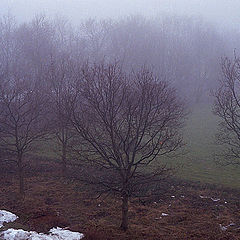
[1,160,240,239]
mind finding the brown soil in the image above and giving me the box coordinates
[1,160,240,240]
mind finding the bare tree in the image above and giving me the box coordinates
[69,63,186,230]
[213,55,240,165]
[46,56,77,176]
[0,76,49,195]
[80,19,113,62]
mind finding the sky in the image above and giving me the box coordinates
[0,0,240,29]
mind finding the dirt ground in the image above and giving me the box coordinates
[1,160,240,240]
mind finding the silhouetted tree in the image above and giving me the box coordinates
[213,55,240,165]
[0,77,49,195]
[47,56,77,176]
[69,63,186,230]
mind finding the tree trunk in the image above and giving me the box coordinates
[18,154,24,195]
[61,143,67,176]
[120,191,129,231]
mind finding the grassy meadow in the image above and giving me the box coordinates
[174,103,240,189]
[32,103,240,189]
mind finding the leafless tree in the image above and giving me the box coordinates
[80,19,113,62]
[69,63,186,230]
[0,76,50,195]
[46,56,78,176]
[213,55,240,165]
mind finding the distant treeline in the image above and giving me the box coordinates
[0,14,239,102]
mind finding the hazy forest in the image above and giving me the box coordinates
[1,3,240,239]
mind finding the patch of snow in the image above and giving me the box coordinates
[50,227,84,239]
[171,196,175,198]
[0,210,18,228]
[0,229,33,240]
[0,227,84,240]
[219,224,227,231]
[199,196,221,202]
[161,213,168,216]
[219,222,235,231]
[210,198,220,202]
[224,201,228,204]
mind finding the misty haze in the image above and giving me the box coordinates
[0,1,240,239]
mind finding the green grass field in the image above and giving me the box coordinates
[174,103,240,189]
[32,103,240,189]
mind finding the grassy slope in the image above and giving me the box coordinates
[32,103,240,189]
[175,103,240,188]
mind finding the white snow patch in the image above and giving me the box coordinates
[219,222,235,231]
[0,210,84,239]
[219,224,227,231]
[210,198,220,202]
[161,213,168,216]
[50,227,84,239]
[0,227,84,240]
[199,196,221,202]
[0,210,18,228]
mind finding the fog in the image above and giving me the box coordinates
[1,1,240,103]
[0,0,240,102]
[1,0,240,29]
[2,1,240,237]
